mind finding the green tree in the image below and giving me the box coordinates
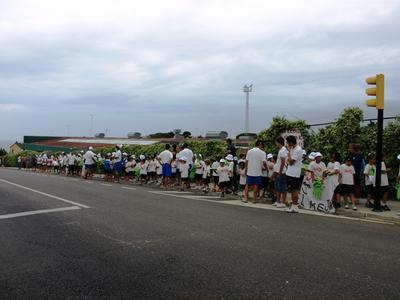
[0,148,7,156]
[257,116,310,154]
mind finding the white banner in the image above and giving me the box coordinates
[300,173,336,213]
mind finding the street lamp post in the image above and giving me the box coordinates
[243,84,253,133]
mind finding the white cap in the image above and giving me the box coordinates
[123,152,128,156]
[131,155,136,159]
[88,146,93,150]
[267,153,273,159]
[308,152,316,160]
[219,159,225,163]
[139,155,145,160]
[315,152,323,158]
[225,154,234,161]
[397,154,400,160]
[302,150,307,155]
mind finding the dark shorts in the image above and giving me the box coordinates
[126,171,134,176]
[195,173,203,180]
[246,175,262,186]
[219,181,230,188]
[148,171,156,177]
[162,164,172,177]
[85,164,95,170]
[365,184,374,195]
[378,186,389,193]
[113,161,122,173]
[340,184,355,195]
[140,174,147,179]
[286,175,301,193]
[104,169,112,175]
[203,177,210,184]
[213,176,219,184]
[274,174,287,193]
[68,165,75,172]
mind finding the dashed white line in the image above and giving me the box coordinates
[121,186,137,191]
[0,206,81,220]
[100,183,112,187]
[0,178,90,208]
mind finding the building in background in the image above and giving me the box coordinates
[9,142,24,154]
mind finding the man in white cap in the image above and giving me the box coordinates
[285,135,304,213]
[83,146,96,179]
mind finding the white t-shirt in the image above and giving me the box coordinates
[125,161,136,173]
[286,146,303,178]
[309,161,327,179]
[148,160,157,172]
[114,150,122,163]
[158,150,173,165]
[195,160,205,175]
[203,165,211,179]
[376,162,389,187]
[274,147,288,175]
[217,166,230,183]
[67,154,76,165]
[363,163,375,186]
[340,164,355,185]
[139,162,148,175]
[84,151,96,165]
[267,161,275,178]
[246,147,267,177]
[156,160,162,175]
[327,161,340,186]
[180,148,194,165]
[211,161,219,176]
[180,162,190,178]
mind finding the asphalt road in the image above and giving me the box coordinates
[0,168,399,299]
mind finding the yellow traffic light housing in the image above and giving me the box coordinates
[365,74,384,109]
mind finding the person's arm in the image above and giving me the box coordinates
[287,147,295,165]
[245,160,248,174]
[279,157,286,174]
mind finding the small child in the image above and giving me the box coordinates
[211,159,220,192]
[202,159,211,193]
[139,155,148,185]
[147,155,157,183]
[217,159,230,197]
[308,152,327,180]
[326,152,341,211]
[179,156,190,191]
[363,154,376,208]
[103,154,112,181]
[125,156,136,182]
[194,154,204,190]
[379,156,391,211]
[339,157,357,211]
[238,161,247,194]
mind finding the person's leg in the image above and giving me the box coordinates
[252,185,259,203]
[350,193,357,210]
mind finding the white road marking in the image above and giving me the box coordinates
[84,181,93,184]
[121,186,137,191]
[0,206,80,220]
[0,178,90,209]
[100,183,112,187]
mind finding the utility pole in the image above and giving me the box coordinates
[243,84,253,133]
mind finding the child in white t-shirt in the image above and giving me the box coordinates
[363,154,376,208]
[326,152,341,211]
[211,159,220,192]
[179,157,190,191]
[379,158,391,211]
[217,159,230,197]
[339,157,357,211]
[238,161,247,193]
[139,156,148,185]
[308,152,327,180]
[202,159,211,193]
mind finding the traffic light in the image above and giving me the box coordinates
[365,74,384,109]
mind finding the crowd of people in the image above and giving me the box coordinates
[13,137,400,215]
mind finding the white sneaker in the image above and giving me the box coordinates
[272,202,277,207]
[345,204,349,209]
[352,206,357,211]
[329,207,336,214]
[276,203,286,208]
[287,205,299,213]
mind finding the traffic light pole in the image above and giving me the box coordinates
[373,108,384,212]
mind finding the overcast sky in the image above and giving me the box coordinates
[1,0,400,140]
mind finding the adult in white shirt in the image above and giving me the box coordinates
[179,143,194,167]
[273,137,288,208]
[243,140,268,203]
[83,146,96,179]
[158,144,173,189]
[285,135,303,213]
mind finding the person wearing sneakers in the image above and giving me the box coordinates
[83,146,96,179]
[339,157,357,211]
[375,155,391,211]
[285,135,303,213]
[273,137,288,208]
[217,159,230,198]
[158,144,173,190]
[243,140,268,204]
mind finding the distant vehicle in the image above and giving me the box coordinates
[127,132,142,139]
[94,133,105,138]
[236,133,257,140]
[205,131,229,140]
